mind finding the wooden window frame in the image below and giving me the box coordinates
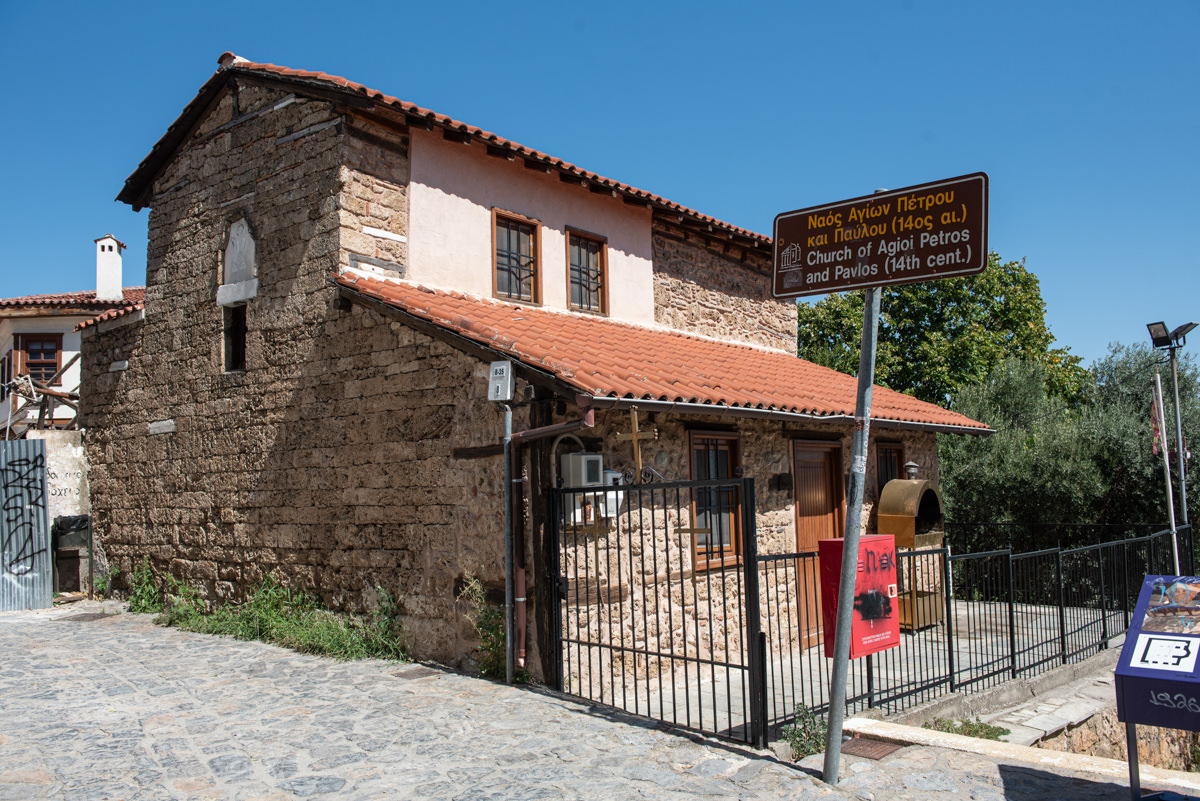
[492,208,541,305]
[688,430,743,571]
[565,227,607,315]
[15,333,64,387]
[1,351,11,402]
[876,441,904,497]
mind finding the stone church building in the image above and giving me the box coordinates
[80,53,987,678]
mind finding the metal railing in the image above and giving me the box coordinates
[552,477,1194,745]
[761,525,1192,733]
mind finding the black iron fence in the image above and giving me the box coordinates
[552,477,766,746]
[552,477,1194,746]
[760,525,1193,733]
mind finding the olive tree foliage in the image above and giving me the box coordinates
[938,360,1106,534]
[938,344,1200,549]
[796,253,1087,405]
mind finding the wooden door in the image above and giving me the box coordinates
[792,442,844,648]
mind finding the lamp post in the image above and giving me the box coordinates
[1148,321,1197,532]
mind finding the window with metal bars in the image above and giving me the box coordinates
[494,213,538,302]
[877,441,904,496]
[690,432,742,569]
[568,232,605,313]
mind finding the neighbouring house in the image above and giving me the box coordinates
[1,235,143,594]
[80,53,988,679]
[2,235,144,437]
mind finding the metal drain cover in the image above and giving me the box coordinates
[839,737,902,759]
[56,613,110,623]
[393,665,440,680]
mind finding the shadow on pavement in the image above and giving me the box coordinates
[998,763,1141,800]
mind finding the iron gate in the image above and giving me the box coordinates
[1,439,52,612]
[551,477,767,746]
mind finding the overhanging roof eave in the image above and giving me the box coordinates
[581,395,992,435]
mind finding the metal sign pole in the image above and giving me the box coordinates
[1155,370,1180,575]
[822,285,881,785]
[1125,721,1141,801]
[1171,347,1190,528]
[503,404,515,685]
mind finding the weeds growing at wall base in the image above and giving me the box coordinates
[459,572,529,682]
[121,560,406,661]
[127,557,161,614]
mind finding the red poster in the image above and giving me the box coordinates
[819,535,900,659]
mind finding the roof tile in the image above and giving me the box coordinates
[334,273,989,432]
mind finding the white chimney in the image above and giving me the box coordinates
[95,234,126,302]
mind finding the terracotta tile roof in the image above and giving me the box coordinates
[0,287,146,310]
[76,302,145,331]
[117,53,770,251]
[334,272,989,433]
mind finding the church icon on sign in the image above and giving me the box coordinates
[779,243,802,268]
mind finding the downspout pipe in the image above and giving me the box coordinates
[509,395,595,670]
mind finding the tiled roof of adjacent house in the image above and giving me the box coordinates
[334,272,990,433]
[116,53,769,253]
[0,287,146,310]
[76,301,145,331]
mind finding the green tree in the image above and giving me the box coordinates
[938,345,1200,551]
[1089,343,1199,526]
[796,253,1086,404]
[938,359,1105,549]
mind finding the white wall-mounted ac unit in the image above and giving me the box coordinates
[562,452,604,488]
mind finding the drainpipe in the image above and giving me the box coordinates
[508,395,595,671]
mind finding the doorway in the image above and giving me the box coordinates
[792,441,844,647]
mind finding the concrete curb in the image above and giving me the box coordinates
[844,717,1200,794]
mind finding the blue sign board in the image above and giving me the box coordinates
[1116,574,1200,732]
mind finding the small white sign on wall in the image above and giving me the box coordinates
[488,361,514,403]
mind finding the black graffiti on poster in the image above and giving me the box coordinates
[2,455,45,577]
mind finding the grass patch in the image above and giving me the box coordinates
[120,560,407,662]
[923,717,1010,740]
[782,705,828,759]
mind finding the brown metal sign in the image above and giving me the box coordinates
[773,172,988,298]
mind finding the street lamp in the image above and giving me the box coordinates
[1148,321,1197,528]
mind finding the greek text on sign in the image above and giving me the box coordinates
[773,173,988,298]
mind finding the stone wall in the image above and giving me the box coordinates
[1039,704,1200,772]
[339,115,410,274]
[651,221,797,351]
[80,78,519,667]
[84,297,520,666]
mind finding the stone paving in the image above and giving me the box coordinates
[0,601,843,800]
[2,599,1195,801]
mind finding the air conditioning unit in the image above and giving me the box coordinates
[562,453,603,488]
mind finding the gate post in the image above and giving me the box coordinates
[1056,546,1068,665]
[739,477,766,749]
[943,544,956,692]
[549,487,564,692]
[1006,548,1017,678]
[1098,548,1108,649]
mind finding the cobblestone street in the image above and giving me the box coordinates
[5,601,1199,800]
[0,602,840,800]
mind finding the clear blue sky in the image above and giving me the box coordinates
[2,1,1196,368]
